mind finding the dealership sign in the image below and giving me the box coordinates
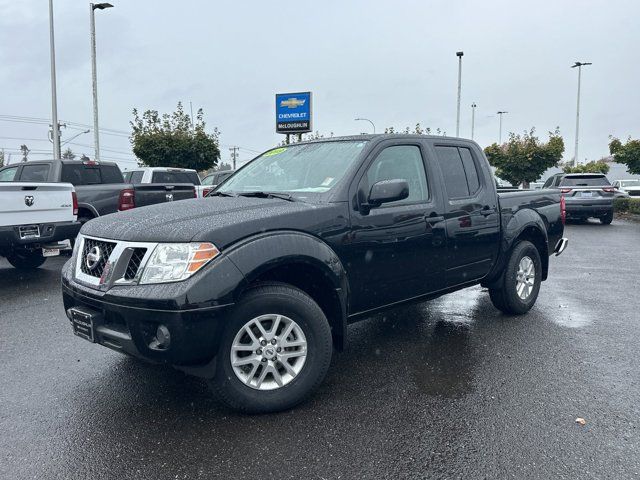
[276,92,312,134]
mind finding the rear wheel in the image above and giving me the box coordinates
[489,240,542,315]
[6,250,47,270]
[600,211,613,224]
[209,283,333,413]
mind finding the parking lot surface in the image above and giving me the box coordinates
[1,219,639,479]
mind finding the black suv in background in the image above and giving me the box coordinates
[543,172,615,224]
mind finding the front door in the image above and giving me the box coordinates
[346,142,447,314]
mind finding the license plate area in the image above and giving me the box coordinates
[577,191,593,197]
[69,307,100,342]
[19,225,40,239]
[42,248,60,257]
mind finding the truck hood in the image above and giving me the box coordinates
[80,196,335,247]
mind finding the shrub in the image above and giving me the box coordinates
[614,197,640,214]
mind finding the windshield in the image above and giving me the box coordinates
[621,180,640,187]
[561,175,610,187]
[218,141,367,194]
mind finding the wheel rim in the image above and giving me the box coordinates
[230,314,307,391]
[516,256,535,300]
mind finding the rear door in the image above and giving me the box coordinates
[346,140,447,313]
[430,141,500,286]
[0,183,75,227]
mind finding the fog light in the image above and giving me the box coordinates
[149,324,171,350]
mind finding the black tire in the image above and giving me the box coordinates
[489,240,542,315]
[209,283,333,413]
[6,250,47,270]
[600,211,613,224]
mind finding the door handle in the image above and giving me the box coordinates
[426,214,444,223]
[481,206,495,217]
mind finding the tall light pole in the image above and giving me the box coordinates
[90,2,113,161]
[455,51,464,137]
[48,0,61,159]
[497,111,508,144]
[471,102,477,140]
[571,61,592,166]
[354,118,376,134]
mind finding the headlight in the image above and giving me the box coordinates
[139,242,219,284]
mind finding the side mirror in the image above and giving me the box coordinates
[367,179,409,208]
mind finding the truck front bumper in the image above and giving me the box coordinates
[61,257,241,368]
[0,220,80,249]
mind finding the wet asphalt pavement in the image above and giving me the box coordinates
[1,219,639,479]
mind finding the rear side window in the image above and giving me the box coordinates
[151,171,199,184]
[434,146,482,199]
[561,175,610,187]
[0,166,19,181]
[19,164,50,182]
[129,171,144,183]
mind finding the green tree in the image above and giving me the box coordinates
[130,102,220,170]
[62,147,76,160]
[484,128,564,188]
[609,136,640,174]
[562,159,610,174]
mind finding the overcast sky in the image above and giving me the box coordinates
[1,0,639,171]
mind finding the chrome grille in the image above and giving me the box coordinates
[80,238,116,278]
[124,248,147,280]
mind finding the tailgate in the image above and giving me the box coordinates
[133,183,195,207]
[0,182,75,227]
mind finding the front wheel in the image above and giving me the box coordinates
[209,283,333,413]
[489,240,542,315]
[6,250,47,270]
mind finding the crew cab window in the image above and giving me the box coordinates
[542,176,554,189]
[434,146,481,199]
[129,171,144,183]
[19,164,50,182]
[0,166,19,182]
[151,171,199,184]
[363,145,428,205]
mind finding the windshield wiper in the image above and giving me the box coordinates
[237,191,296,202]
[208,191,237,197]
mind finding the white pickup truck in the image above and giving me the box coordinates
[122,167,207,197]
[0,182,81,269]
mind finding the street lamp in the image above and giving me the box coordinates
[48,0,61,159]
[471,103,477,140]
[571,61,592,166]
[455,51,464,137]
[497,111,508,144]
[90,2,113,161]
[354,118,376,134]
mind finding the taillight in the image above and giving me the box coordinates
[118,188,135,211]
[71,191,78,216]
[560,195,566,225]
[202,188,211,197]
[602,187,615,193]
[560,188,572,194]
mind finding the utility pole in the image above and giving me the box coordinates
[48,0,61,159]
[455,51,464,137]
[571,61,592,166]
[229,146,239,170]
[471,103,477,140]
[90,2,113,161]
[497,111,508,144]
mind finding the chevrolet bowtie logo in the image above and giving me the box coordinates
[280,97,306,109]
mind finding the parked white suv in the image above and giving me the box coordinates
[0,182,80,269]
[123,167,206,197]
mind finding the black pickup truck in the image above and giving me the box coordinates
[61,135,568,413]
[0,160,196,223]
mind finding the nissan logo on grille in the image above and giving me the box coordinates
[85,246,102,271]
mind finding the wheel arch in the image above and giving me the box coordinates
[225,231,349,350]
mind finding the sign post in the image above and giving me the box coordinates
[276,92,312,140]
